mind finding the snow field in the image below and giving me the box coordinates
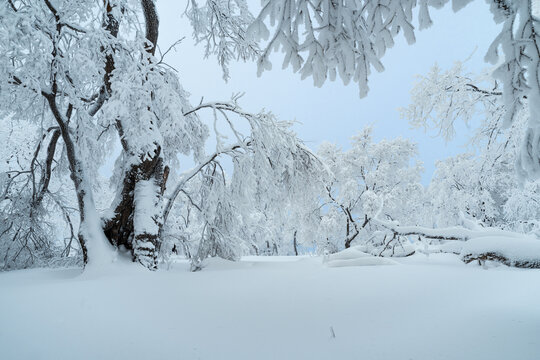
[0,254,539,360]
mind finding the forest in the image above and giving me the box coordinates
[0,1,539,359]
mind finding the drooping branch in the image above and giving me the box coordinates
[161,95,285,230]
[161,143,244,229]
[183,98,256,120]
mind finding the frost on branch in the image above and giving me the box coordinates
[186,0,260,81]
[484,0,540,180]
[402,60,540,232]
[0,121,81,269]
[401,62,505,142]
[248,1,453,97]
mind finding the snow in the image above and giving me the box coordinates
[421,240,464,255]
[356,242,416,257]
[1,255,539,360]
[133,179,161,237]
[80,194,116,271]
[461,236,540,267]
[326,256,397,267]
[374,218,525,241]
[325,246,399,267]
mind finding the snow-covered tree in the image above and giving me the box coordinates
[1,0,163,268]
[159,97,326,269]
[317,127,423,254]
[427,154,500,228]
[0,1,320,270]
[0,120,81,269]
[403,61,540,235]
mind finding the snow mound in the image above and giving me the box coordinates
[461,236,540,268]
[325,246,398,267]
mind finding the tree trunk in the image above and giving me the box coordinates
[293,230,298,256]
[37,0,116,268]
[345,218,351,248]
[102,0,164,269]
[103,146,165,269]
[45,95,113,267]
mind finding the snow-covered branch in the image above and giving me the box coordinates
[372,218,524,241]
[162,142,244,228]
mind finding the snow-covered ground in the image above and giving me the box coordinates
[1,254,539,360]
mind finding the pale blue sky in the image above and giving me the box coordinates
[156,1,501,184]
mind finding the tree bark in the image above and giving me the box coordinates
[103,146,165,268]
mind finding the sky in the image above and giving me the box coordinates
[156,1,502,184]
